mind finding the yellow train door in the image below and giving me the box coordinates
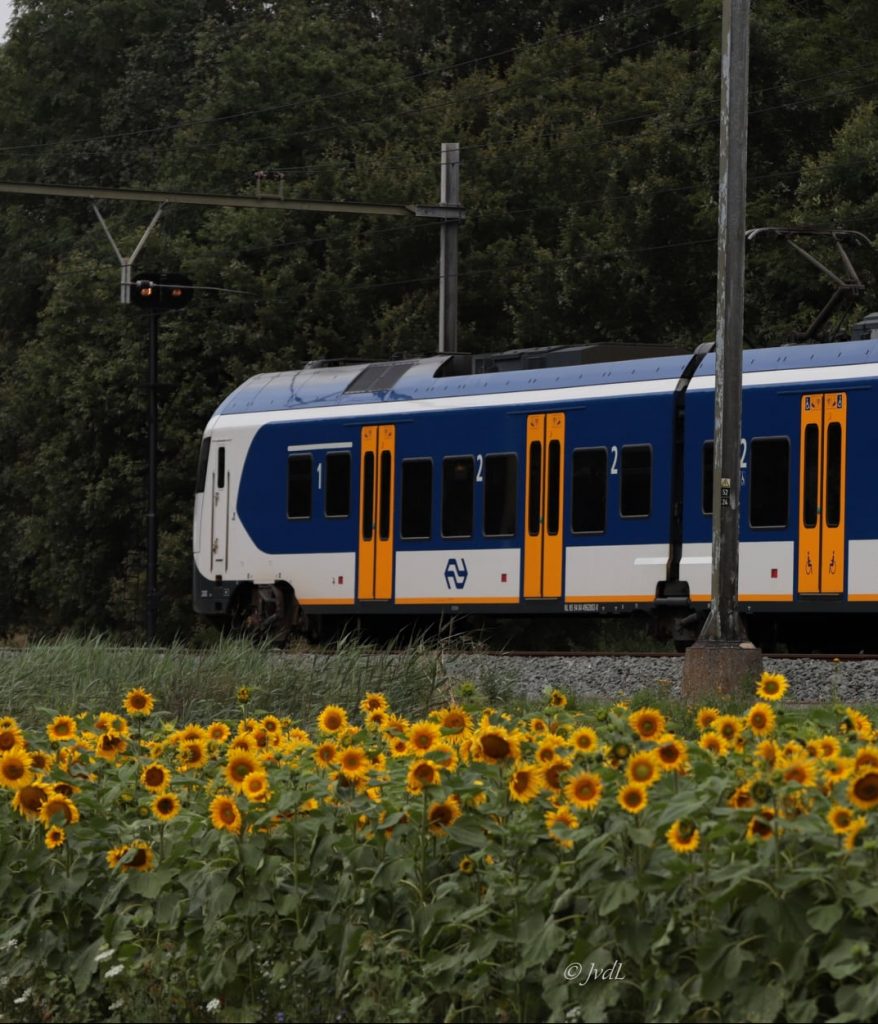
[358,425,396,600]
[523,412,565,598]
[797,393,846,595]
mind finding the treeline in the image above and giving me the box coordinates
[1,0,877,638]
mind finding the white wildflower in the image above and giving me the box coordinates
[104,964,124,979]
[108,999,124,1011]
[206,998,222,1014]
[12,988,31,1005]
[94,948,116,963]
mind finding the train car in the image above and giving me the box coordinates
[192,330,878,650]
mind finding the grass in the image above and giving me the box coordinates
[0,633,455,727]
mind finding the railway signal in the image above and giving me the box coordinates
[130,272,194,311]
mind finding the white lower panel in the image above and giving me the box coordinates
[565,544,667,600]
[395,549,520,602]
[848,540,878,598]
[680,540,794,600]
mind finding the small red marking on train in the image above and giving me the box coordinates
[501,573,508,583]
[770,569,778,578]
[338,575,344,584]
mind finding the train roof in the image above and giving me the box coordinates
[214,338,878,417]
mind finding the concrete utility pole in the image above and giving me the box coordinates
[682,0,763,699]
[438,142,460,353]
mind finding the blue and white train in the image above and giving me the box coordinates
[193,327,878,650]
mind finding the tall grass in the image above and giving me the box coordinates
[0,633,455,726]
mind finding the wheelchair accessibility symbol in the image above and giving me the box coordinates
[444,558,469,590]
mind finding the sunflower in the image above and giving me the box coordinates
[123,688,155,716]
[317,705,349,734]
[386,736,410,758]
[728,783,754,809]
[94,712,129,736]
[365,709,388,730]
[261,715,283,735]
[236,686,252,705]
[827,804,856,835]
[843,816,869,851]
[312,740,338,770]
[207,722,231,744]
[848,770,878,810]
[406,759,442,794]
[666,818,700,853]
[842,707,874,741]
[548,689,568,709]
[359,692,389,714]
[854,746,878,773]
[781,756,818,788]
[209,794,242,834]
[0,724,24,751]
[0,716,18,731]
[140,762,170,793]
[108,840,155,872]
[746,807,776,841]
[458,856,475,874]
[95,731,127,761]
[535,735,567,764]
[408,720,441,755]
[39,792,80,827]
[569,726,599,755]
[695,707,720,732]
[754,739,779,765]
[428,743,458,772]
[756,672,788,702]
[177,740,209,773]
[823,757,854,785]
[149,791,180,822]
[746,703,776,737]
[565,770,603,811]
[698,732,728,757]
[338,745,370,781]
[46,715,77,743]
[0,748,33,790]
[436,705,472,741]
[12,782,50,820]
[617,782,648,814]
[427,795,462,835]
[44,826,66,850]
[628,707,666,741]
[229,733,258,754]
[226,750,261,789]
[242,770,270,803]
[541,757,572,793]
[654,735,688,773]
[28,750,53,773]
[713,715,744,746]
[529,717,548,734]
[471,725,520,765]
[381,714,411,739]
[544,804,580,847]
[508,763,542,803]
[626,752,661,787]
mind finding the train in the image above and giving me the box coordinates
[192,319,878,652]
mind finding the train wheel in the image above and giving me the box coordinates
[232,584,296,646]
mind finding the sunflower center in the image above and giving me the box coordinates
[481,735,511,760]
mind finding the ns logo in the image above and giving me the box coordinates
[444,558,469,590]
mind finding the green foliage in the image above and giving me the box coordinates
[2,1,878,636]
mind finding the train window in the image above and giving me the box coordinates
[546,440,561,535]
[378,450,392,541]
[749,437,789,528]
[195,438,210,493]
[484,454,517,537]
[802,425,819,528]
[217,446,225,489]
[527,441,542,536]
[571,448,607,533]
[287,455,312,519]
[620,445,651,517]
[361,452,375,540]
[401,459,432,539]
[702,442,713,515]
[826,422,842,528]
[324,452,350,518]
[442,456,474,537]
